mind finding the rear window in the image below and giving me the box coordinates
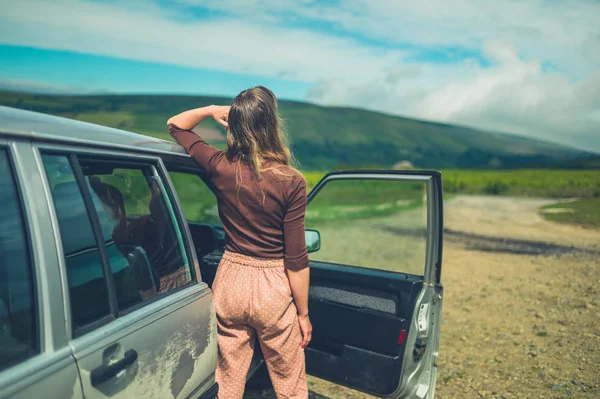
[42,154,193,335]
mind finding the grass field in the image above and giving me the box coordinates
[541,198,600,229]
[305,179,424,222]
[305,169,600,198]
[440,169,600,228]
[441,169,600,198]
[305,169,600,230]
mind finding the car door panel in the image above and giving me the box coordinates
[1,141,84,399]
[1,351,83,399]
[308,264,420,355]
[306,264,421,395]
[73,286,217,399]
[304,170,443,399]
[36,147,218,399]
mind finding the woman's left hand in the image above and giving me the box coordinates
[298,314,312,348]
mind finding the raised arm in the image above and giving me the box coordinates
[167,106,230,175]
[167,105,229,130]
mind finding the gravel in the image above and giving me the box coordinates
[244,196,600,398]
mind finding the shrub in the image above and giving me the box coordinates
[484,180,509,195]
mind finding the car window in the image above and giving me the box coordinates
[80,159,192,304]
[168,171,220,225]
[306,179,428,275]
[44,155,193,324]
[0,149,37,371]
[42,155,111,329]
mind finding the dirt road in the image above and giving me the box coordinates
[246,195,600,398]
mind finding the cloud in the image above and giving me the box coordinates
[308,42,600,151]
[0,0,406,82]
[171,0,600,76]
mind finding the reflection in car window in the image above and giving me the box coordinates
[0,150,37,371]
[42,155,111,329]
[168,171,220,225]
[45,156,193,321]
[306,179,428,275]
[82,161,192,305]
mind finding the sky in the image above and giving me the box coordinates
[0,0,599,152]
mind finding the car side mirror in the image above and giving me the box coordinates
[305,229,321,253]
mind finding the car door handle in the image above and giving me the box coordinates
[90,349,138,387]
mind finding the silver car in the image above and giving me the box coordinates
[0,106,444,399]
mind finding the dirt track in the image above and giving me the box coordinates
[246,196,600,398]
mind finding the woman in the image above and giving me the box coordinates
[167,86,311,399]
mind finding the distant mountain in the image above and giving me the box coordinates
[0,91,592,170]
[558,155,600,169]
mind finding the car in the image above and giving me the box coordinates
[0,105,444,399]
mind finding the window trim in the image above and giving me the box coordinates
[150,166,190,280]
[163,164,224,285]
[72,155,198,287]
[40,153,116,336]
[69,154,120,319]
[0,145,40,369]
[39,148,198,334]
[156,160,206,272]
[306,174,432,277]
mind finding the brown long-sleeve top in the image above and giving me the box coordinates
[168,124,309,271]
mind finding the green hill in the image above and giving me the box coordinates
[0,91,591,170]
[559,155,600,169]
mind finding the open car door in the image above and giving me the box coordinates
[305,170,443,399]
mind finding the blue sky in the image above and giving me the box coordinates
[0,0,599,151]
[0,45,311,98]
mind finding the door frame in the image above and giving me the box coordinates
[32,141,218,397]
[307,169,443,284]
[33,142,206,332]
[305,169,444,398]
[0,139,84,399]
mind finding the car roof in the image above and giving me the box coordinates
[0,106,188,156]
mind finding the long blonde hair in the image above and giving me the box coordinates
[226,86,297,183]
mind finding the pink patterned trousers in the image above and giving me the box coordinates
[212,251,308,399]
